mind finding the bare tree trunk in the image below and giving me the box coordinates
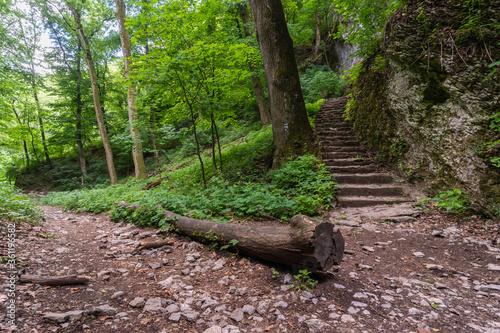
[67,2,118,185]
[240,2,271,125]
[12,105,30,169]
[30,63,52,169]
[114,0,147,180]
[23,140,29,170]
[315,14,322,58]
[190,110,207,189]
[26,115,40,163]
[213,116,222,173]
[76,40,87,176]
[248,0,314,168]
[210,112,217,172]
[149,108,159,160]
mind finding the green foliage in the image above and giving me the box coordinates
[480,112,500,168]
[292,269,318,291]
[332,0,405,58]
[305,99,325,119]
[41,147,337,225]
[270,155,337,215]
[0,183,44,223]
[299,65,345,103]
[220,239,239,251]
[432,189,471,214]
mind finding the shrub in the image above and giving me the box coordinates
[0,183,44,223]
[300,65,345,103]
[432,189,471,214]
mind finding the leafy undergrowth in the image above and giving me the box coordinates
[0,183,44,224]
[41,126,337,227]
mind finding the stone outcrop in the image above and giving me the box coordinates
[348,0,500,215]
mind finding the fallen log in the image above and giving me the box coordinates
[18,275,89,286]
[116,202,344,271]
[131,239,174,255]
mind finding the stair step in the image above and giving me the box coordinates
[334,173,394,184]
[338,184,404,196]
[328,165,377,174]
[338,196,412,208]
[317,130,354,135]
[320,140,360,146]
[322,152,368,159]
[321,146,365,153]
[323,158,373,166]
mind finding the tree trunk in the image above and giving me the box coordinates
[76,40,87,177]
[12,105,30,169]
[23,140,30,169]
[114,0,147,180]
[240,2,271,125]
[210,112,218,172]
[315,14,322,58]
[248,0,314,168]
[67,2,118,185]
[116,202,344,271]
[26,116,40,163]
[31,63,52,169]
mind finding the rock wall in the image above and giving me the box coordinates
[349,0,500,215]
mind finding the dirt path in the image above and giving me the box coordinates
[1,205,499,332]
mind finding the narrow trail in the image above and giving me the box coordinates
[1,205,499,332]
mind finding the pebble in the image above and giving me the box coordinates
[305,318,331,332]
[357,264,373,270]
[169,312,181,322]
[274,301,288,308]
[242,304,255,315]
[351,301,367,307]
[256,301,269,315]
[301,291,314,299]
[362,246,375,252]
[212,259,226,271]
[203,326,222,333]
[487,264,500,271]
[91,304,117,316]
[182,310,200,322]
[413,252,425,258]
[166,304,180,313]
[230,308,244,322]
[235,287,247,296]
[111,291,125,299]
[144,297,163,312]
[426,264,444,270]
[341,314,355,322]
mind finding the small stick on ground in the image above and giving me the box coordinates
[131,239,174,255]
[18,275,89,286]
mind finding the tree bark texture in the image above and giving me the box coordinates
[315,14,322,57]
[116,202,344,271]
[67,2,118,185]
[114,0,147,180]
[76,40,87,176]
[248,0,314,168]
[240,2,271,125]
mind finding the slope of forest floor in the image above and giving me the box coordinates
[1,205,500,333]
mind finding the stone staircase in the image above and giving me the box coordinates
[316,98,412,208]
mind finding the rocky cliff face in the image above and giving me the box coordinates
[348,0,500,215]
